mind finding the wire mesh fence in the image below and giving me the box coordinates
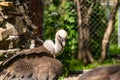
[89,0,119,57]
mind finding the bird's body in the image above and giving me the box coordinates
[0,29,67,80]
[79,65,120,80]
[0,46,63,80]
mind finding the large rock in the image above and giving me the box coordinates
[0,22,19,49]
[0,22,18,41]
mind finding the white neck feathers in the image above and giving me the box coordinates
[54,36,63,56]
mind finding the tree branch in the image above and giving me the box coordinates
[75,0,82,26]
[99,0,120,62]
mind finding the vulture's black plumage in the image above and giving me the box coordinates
[0,46,63,80]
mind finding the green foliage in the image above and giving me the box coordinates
[57,1,78,72]
[109,13,120,55]
[110,44,120,54]
[81,59,120,70]
[44,0,78,72]
[90,2,107,59]
[58,76,64,80]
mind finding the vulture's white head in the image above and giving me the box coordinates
[55,29,67,47]
[54,29,67,56]
[43,29,67,57]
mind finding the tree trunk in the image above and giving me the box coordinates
[75,0,95,64]
[14,0,44,49]
[99,0,120,62]
[29,0,44,46]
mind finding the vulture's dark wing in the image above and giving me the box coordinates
[0,46,52,71]
[0,46,62,80]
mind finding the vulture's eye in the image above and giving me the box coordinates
[58,35,62,39]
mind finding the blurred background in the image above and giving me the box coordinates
[44,0,120,75]
[0,0,120,78]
